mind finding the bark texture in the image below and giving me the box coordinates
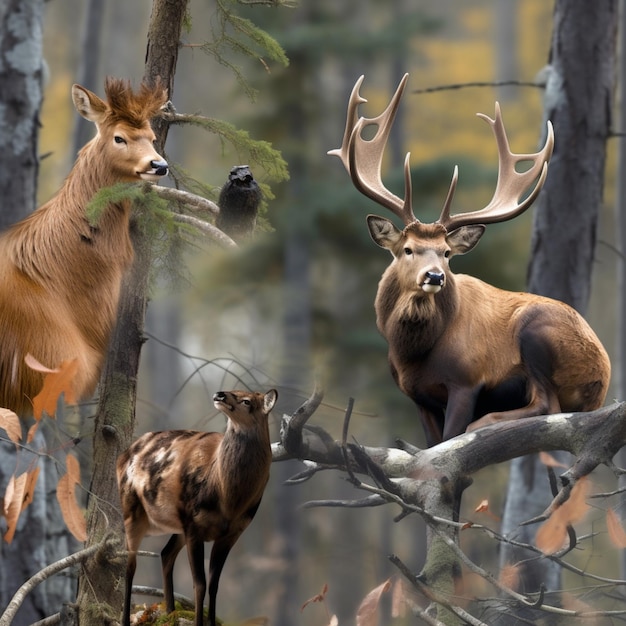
[74,1,189,623]
[501,0,617,603]
[0,0,44,229]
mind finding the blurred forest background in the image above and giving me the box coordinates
[21,0,618,623]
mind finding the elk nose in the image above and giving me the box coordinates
[423,270,445,293]
[213,391,227,402]
[151,159,169,176]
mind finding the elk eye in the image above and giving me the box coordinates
[444,250,451,258]
[114,136,126,144]
[403,247,412,256]
[241,399,251,406]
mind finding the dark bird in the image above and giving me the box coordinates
[216,165,262,242]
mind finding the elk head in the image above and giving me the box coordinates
[328,74,554,299]
[72,77,169,183]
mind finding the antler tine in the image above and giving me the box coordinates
[329,74,417,226]
[438,102,555,232]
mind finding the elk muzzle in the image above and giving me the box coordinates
[422,270,445,294]
[139,158,169,181]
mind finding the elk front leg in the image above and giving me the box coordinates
[442,387,481,441]
[207,536,237,626]
[186,535,207,626]
[161,534,185,614]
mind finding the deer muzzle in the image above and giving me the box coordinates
[139,158,169,181]
[422,270,445,294]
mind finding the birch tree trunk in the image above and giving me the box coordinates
[500,0,617,602]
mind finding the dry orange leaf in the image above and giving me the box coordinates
[475,499,489,513]
[498,563,520,590]
[56,453,87,542]
[21,467,40,513]
[3,473,27,543]
[391,578,407,618]
[28,356,79,420]
[536,478,590,554]
[356,578,392,626]
[301,583,329,612]
[0,408,22,444]
[606,509,626,549]
[539,451,568,469]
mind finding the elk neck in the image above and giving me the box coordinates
[214,419,272,514]
[376,268,460,358]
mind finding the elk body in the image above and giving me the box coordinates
[330,74,611,446]
[0,78,168,414]
[117,388,277,626]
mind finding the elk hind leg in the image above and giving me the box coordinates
[122,549,137,626]
[161,534,185,613]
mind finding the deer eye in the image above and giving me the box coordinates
[444,250,451,258]
[114,136,126,144]
[403,247,413,256]
[241,399,251,406]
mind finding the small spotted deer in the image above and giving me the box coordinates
[117,389,277,626]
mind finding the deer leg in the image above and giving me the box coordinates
[442,387,481,441]
[185,535,207,626]
[161,533,185,613]
[207,537,236,626]
[122,549,137,626]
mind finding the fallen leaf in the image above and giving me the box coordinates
[536,478,590,554]
[391,578,407,618]
[356,579,391,626]
[3,473,27,543]
[606,509,626,548]
[56,453,87,542]
[0,408,22,444]
[475,499,489,513]
[301,583,329,612]
[498,563,520,590]
[539,451,568,469]
[30,357,79,420]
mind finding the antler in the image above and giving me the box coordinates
[328,73,418,226]
[438,102,554,232]
[329,75,555,233]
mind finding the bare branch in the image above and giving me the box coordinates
[0,535,118,626]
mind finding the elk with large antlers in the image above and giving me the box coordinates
[0,78,168,414]
[329,74,610,446]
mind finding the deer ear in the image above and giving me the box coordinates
[72,84,107,124]
[367,215,403,250]
[446,224,485,256]
[264,389,278,413]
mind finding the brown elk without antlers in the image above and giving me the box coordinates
[0,78,168,414]
[117,388,277,626]
[329,74,610,446]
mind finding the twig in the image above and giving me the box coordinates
[0,536,116,626]
[412,80,544,95]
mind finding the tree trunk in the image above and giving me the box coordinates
[0,0,44,228]
[501,0,617,603]
[0,3,76,624]
[74,1,189,623]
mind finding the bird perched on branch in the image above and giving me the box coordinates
[216,165,262,242]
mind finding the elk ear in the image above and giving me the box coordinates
[264,389,278,414]
[367,215,403,250]
[72,84,108,124]
[446,225,485,256]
